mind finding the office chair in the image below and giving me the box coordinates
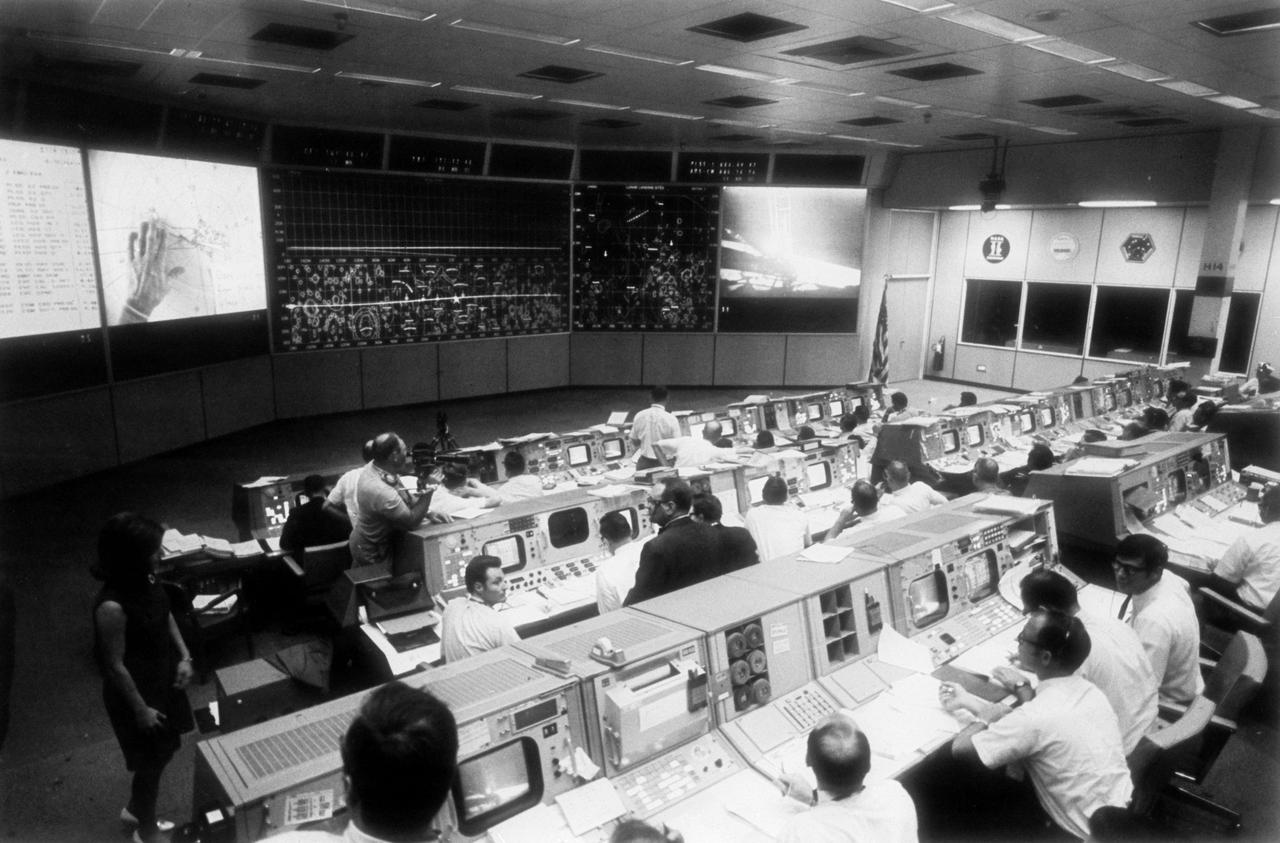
[282,540,353,632]
[163,578,255,684]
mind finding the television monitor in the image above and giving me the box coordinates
[547,507,590,549]
[720,417,737,437]
[1038,407,1054,429]
[1118,387,1132,408]
[965,423,984,447]
[962,550,998,602]
[566,443,592,467]
[1071,393,1086,419]
[1103,391,1115,411]
[773,403,791,429]
[1018,411,1035,435]
[828,399,844,419]
[941,429,961,455]
[807,402,824,421]
[762,404,778,430]
[608,507,640,538]
[907,568,948,629]
[688,421,706,440]
[482,535,527,572]
[602,438,624,460]
[451,738,543,836]
[806,461,832,491]
[748,475,769,505]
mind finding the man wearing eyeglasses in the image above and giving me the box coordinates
[1113,533,1203,706]
[939,610,1132,841]
[623,478,723,606]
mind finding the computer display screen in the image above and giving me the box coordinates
[452,738,542,836]
[1038,407,1054,428]
[602,438,624,460]
[941,429,961,455]
[608,506,640,538]
[689,422,706,440]
[807,402,824,421]
[1018,411,1034,434]
[829,399,844,419]
[547,507,590,548]
[907,568,949,629]
[748,475,769,505]
[962,550,997,601]
[806,461,832,491]
[773,403,791,429]
[1118,388,1132,408]
[965,423,984,447]
[482,535,526,572]
[721,417,737,437]
[566,443,591,467]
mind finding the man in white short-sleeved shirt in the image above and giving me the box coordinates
[440,556,519,662]
[881,460,947,514]
[630,386,679,471]
[745,475,810,562]
[1210,486,1280,611]
[346,434,437,567]
[595,511,652,614]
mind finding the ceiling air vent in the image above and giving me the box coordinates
[841,116,901,126]
[190,73,265,89]
[705,95,778,109]
[889,62,982,81]
[519,65,603,83]
[1022,94,1101,108]
[782,36,917,65]
[250,23,353,50]
[1193,8,1280,36]
[688,12,807,42]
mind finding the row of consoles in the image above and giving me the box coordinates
[230,381,886,542]
[196,492,1070,842]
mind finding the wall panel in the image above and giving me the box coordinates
[113,372,206,464]
[273,350,362,419]
[785,335,858,387]
[929,212,970,381]
[0,388,118,497]
[1095,208,1185,286]
[202,356,275,440]
[962,211,1032,281]
[642,334,715,387]
[952,345,1015,389]
[1026,209,1103,284]
[361,344,439,409]
[713,335,786,385]
[570,334,642,386]
[1011,352,1084,392]
[439,339,507,400]
[508,334,570,393]
[1173,208,1208,289]
[1234,206,1278,292]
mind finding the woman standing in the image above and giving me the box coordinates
[92,513,194,843]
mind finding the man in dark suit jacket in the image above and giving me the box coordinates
[625,479,725,606]
[691,492,759,573]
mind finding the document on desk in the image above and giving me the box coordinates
[554,778,627,837]
[876,626,935,674]
[489,802,575,843]
[1065,457,1136,476]
[798,543,851,564]
[243,475,286,488]
[947,625,1024,682]
[724,791,807,839]
[1076,583,1127,619]
[587,483,643,498]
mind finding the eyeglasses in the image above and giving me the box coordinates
[1111,559,1148,574]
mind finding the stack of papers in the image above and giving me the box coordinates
[1065,457,1136,476]
[193,593,238,614]
[161,529,204,556]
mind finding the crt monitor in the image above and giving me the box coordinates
[688,421,706,440]
[941,429,961,455]
[965,423,984,447]
[962,549,998,602]
[720,416,737,437]
[566,443,592,467]
[828,398,844,419]
[906,568,949,629]
[1038,407,1054,429]
[1018,411,1035,435]
[807,402,824,422]
[602,437,625,460]
[482,535,527,572]
[609,506,640,538]
[747,475,769,505]
[547,507,590,549]
[451,737,543,837]
[805,460,832,491]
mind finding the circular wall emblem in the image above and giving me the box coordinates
[1050,232,1079,262]
[982,234,1010,263]
[1121,233,1155,263]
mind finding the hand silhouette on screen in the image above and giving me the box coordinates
[119,218,184,324]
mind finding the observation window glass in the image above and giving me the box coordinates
[961,279,1021,347]
[1021,282,1090,355]
[1088,286,1169,363]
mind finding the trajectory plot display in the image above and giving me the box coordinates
[269,170,570,350]
[572,184,718,331]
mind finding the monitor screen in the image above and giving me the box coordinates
[547,507,590,548]
[807,402,824,421]
[965,423,984,447]
[762,404,778,430]
[1118,388,1132,408]
[602,438,624,460]
[482,535,526,572]
[1038,407,1054,428]
[608,506,640,538]
[748,475,769,505]
[721,417,737,437]
[774,403,791,429]
[806,461,832,491]
[941,429,961,455]
[828,399,844,418]
[907,568,949,629]
[1103,391,1115,411]
[452,738,542,836]
[1018,411,1034,434]
[1072,393,1086,419]
[566,443,591,467]
[962,550,997,601]
[688,421,706,440]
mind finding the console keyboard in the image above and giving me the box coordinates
[778,686,838,732]
[612,734,740,818]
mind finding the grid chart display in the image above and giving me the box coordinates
[269,170,570,350]
[572,184,718,331]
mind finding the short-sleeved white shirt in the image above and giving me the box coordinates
[499,473,545,502]
[326,464,368,516]
[744,504,809,562]
[630,404,680,460]
[1215,521,1280,610]
[595,537,651,614]
[440,596,519,663]
[971,674,1133,840]
[884,481,947,514]
[778,780,919,843]
[1077,608,1159,755]
[348,465,412,567]
[1129,573,1204,705]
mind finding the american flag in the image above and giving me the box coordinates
[868,286,889,384]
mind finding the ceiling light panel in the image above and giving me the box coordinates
[1206,94,1261,109]
[939,10,1046,42]
[548,98,629,111]
[632,108,703,120]
[875,95,928,108]
[1098,62,1171,82]
[335,71,439,87]
[775,80,865,97]
[877,0,956,11]
[1023,39,1114,64]
[1156,80,1219,97]
[452,85,543,100]
[695,64,782,82]
[295,0,436,21]
[583,44,692,66]
[1248,107,1280,120]
[1027,125,1078,135]
[449,19,579,46]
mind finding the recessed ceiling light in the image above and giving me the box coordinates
[939,9,1046,42]
[335,71,439,87]
[296,0,436,21]
[877,0,955,11]
[1207,94,1261,109]
[878,141,924,147]
[1023,38,1114,64]
[1098,62,1171,82]
[1248,107,1280,119]
[633,108,703,120]
[1078,200,1157,208]
[949,205,981,211]
[774,80,865,98]
[452,85,543,100]
[830,134,874,141]
[449,19,579,46]
[875,95,929,108]
[939,108,986,119]
[775,127,828,136]
[1156,80,1219,97]
[1270,199,1280,205]
[709,118,764,128]
[548,98,629,111]
[695,64,782,82]
[1027,125,1078,135]
[988,117,1026,126]
[583,44,693,65]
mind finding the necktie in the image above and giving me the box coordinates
[1117,594,1132,622]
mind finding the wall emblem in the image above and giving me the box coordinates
[982,234,1009,263]
[1050,233,1079,262]
[1121,233,1155,263]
